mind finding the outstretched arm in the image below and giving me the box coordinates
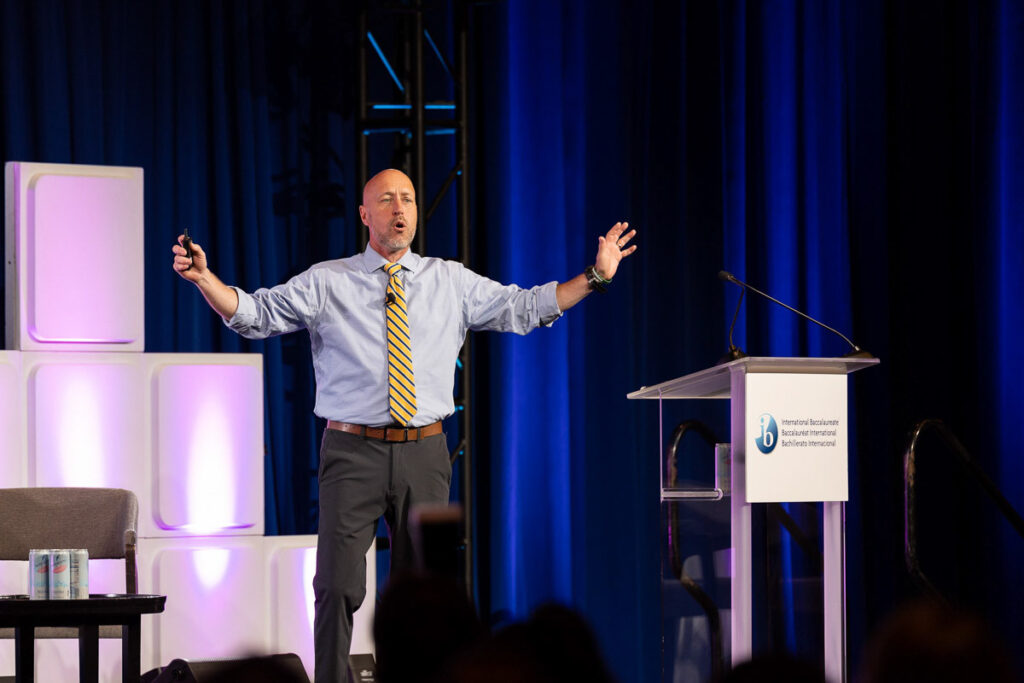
[556,221,637,311]
[172,235,239,320]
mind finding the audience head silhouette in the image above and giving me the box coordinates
[858,599,1017,683]
[373,571,483,683]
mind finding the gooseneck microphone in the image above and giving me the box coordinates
[718,270,873,359]
[720,286,747,364]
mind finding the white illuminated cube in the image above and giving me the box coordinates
[138,536,269,671]
[0,561,26,598]
[0,639,126,683]
[0,562,23,677]
[264,536,377,681]
[0,352,26,488]
[4,162,144,351]
[24,353,147,494]
[145,354,264,538]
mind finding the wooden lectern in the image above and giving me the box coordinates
[629,356,878,683]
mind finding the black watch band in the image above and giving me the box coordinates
[584,265,609,293]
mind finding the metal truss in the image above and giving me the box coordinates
[356,0,476,596]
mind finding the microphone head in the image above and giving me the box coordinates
[718,270,734,283]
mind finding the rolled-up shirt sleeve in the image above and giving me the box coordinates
[461,266,562,334]
[225,269,323,339]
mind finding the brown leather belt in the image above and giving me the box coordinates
[326,420,443,442]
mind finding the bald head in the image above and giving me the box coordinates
[363,169,414,205]
[360,169,418,260]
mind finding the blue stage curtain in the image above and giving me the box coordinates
[476,0,1024,679]
[473,3,661,679]
[992,0,1024,650]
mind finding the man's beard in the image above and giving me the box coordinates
[378,220,416,251]
[381,230,415,250]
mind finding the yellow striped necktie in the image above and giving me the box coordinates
[384,262,417,426]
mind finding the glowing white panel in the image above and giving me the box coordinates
[26,354,147,493]
[0,352,26,488]
[88,558,135,594]
[0,562,22,678]
[0,640,125,683]
[265,536,376,680]
[0,560,26,596]
[0,642,10,678]
[4,162,144,351]
[138,537,268,670]
[148,354,264,537]
[0,557,19,675]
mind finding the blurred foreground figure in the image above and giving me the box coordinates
[858,599,1017,683]
[450,603,617,683]
[373,572,483,683]
[716,652,825,683]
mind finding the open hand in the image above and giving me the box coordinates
[594,222,637,280]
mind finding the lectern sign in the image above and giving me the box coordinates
[744,372,848,502]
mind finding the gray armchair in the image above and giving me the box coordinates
[0,487,139,639]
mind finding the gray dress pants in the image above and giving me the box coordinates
[312,428,452,683]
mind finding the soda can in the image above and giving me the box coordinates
[48,549,71,599]
[28,549,50,599]
[70,549,89,599]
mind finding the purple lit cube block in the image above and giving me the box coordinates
[26,354,146,493]
[138,536,268,669]
[5,162,144,351]
[150,355,264,537]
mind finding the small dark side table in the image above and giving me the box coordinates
[0,593,165,683]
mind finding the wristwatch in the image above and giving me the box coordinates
[584,265,611,293]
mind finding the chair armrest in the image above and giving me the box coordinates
[124,529,138,594]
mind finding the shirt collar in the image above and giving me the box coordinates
[359,245,422,274]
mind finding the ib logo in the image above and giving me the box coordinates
[755,413,778,454]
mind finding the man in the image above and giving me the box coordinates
[172,169,636,682]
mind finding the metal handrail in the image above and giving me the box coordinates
[665,420,723,500]
[665,420,834,679]
[903,418,1024,597]
[665,420,725,681]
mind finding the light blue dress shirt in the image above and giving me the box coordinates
[226,246,562,427]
